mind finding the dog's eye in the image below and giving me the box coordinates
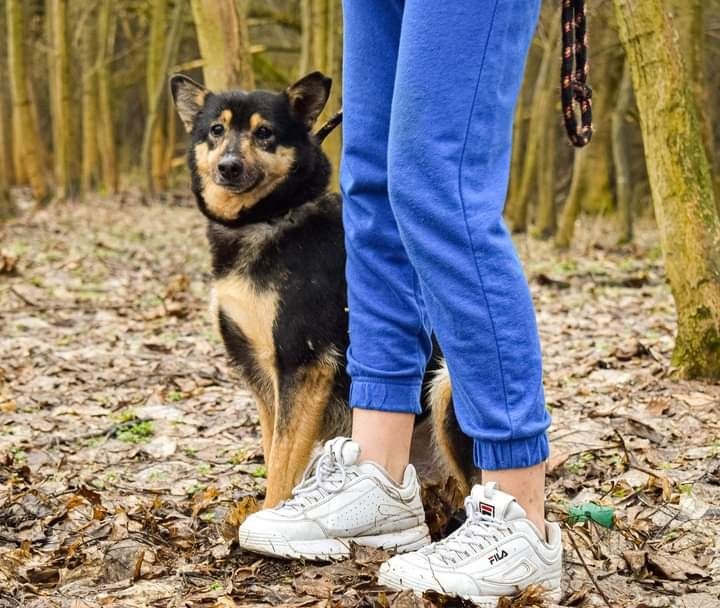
[254,126,273,140]
[210,123,225,137]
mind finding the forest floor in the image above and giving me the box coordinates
[1,194,719,608]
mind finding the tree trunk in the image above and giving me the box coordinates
[612,61,633,244]
[506,90,527,217]
[80,5,98,196]
[48,0,74,200]
[614,0,720,379]
[534,110,557,240]
[11,107,26,184]
[164,94,177,185]
[7,0,50,203]
[668,0,718,209]
[96,0,117,194]
[190,0,254,90]
[507,13,559,234]
[0,90,15,219]
[299,0,342,189]
[147,0,168,192]
[555,150,585,249]
[141,0,185,194]
[235,0,254,87]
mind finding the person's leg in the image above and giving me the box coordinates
[379,8,561,598]
[386,0,549,529]
[352,409,414,482]
[483,463,546,534]
[341,0,432,482]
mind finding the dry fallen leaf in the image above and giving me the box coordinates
[0,251,19,275]
[220,495,259,541]
[646,550,708,581]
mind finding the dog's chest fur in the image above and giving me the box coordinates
[207,194,349,404]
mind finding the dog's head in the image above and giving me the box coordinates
[170,72,332,226]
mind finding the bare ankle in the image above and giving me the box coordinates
[482,463,547,540]
[351,408,415,484]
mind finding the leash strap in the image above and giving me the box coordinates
[561,0,593,147]
[315,109,343,143]
[316,2,593,148]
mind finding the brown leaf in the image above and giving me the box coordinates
[292,572,337,599]
[645,398,671,416]
[349,543,389,566]
[220,495,259,541]
[191,485,219,518]
[613,338,650,361]
[496,584,558,607]
[646,550,708,581]
[623,550,647,576]
[164,274,190,299]
[546,449,570,474]
[421,476,465,540]
[24,566,60,586]
[0,251,19,276]
[212,597,239,608]
[132,548,145,581]
[423,590,476,607]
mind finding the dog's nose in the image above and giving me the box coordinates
[218,157,243,181]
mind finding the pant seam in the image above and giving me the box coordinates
[455,0,514,436]
[410,270,430,372]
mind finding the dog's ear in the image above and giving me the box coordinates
[286,71,332,129]
[170,74,209,133]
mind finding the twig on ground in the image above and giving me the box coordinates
[8,286,37,307]
[613,428,667,480]
[565,525,615,608]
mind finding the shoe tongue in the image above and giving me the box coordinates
[323,437,361,466]
[469,482,527,521]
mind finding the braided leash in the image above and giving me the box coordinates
[316,2,593,148]
[561,0,593,147]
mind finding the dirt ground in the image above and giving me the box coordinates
[1,194,719,608]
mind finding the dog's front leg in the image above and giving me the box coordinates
[263,358,336,507]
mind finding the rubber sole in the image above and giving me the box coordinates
[237,523,430,561]
[377,571,562,608]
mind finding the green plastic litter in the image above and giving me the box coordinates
[568,503,615,528]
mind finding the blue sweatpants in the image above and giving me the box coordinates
[340,0,550,470]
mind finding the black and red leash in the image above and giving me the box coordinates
[561,0,593,147]
[315,1,593,148]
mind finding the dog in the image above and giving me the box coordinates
[170,71,474,506]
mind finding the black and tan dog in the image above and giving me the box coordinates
[170,72,473,506]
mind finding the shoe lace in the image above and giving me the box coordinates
[426,497,512,565]
[276,451,353,511]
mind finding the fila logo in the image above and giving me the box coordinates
[479,502,495,517]
[488,549,508,565]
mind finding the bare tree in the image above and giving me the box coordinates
[614,0,720,379]
[80,4,98,196]
[96,0,117,194]
[48,0,74,200]
[190,0,254,90]
[7,0,50,203]
[140,0,185,194]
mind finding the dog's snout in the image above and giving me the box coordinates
[218,156,243,181]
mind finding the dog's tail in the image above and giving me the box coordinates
[428,359,474,496]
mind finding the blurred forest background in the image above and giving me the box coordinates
[1,0,717,237]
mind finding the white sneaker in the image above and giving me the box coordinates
[378,482,562,607]
[237,437,430,560]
